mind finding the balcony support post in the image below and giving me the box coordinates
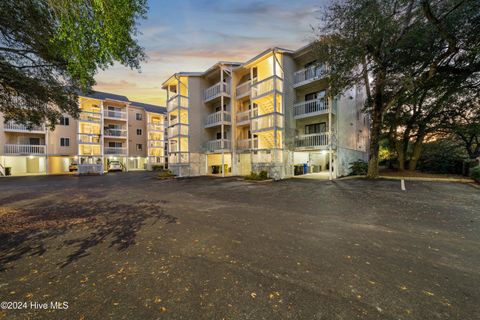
[220,67,225,177]
[328,96,333,181]
[45,127,49,175]
[273,51,278,166]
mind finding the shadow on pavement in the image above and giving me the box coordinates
[0,199,176,271]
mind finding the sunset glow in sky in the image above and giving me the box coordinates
[94,0,326,106]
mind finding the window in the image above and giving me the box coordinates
[305,123,326,134]
[216,132,222,140]
[252,67,258,80]
[136,113,142,121]
[305,90,326,101]
[137,129,142,135]
[60,138,70,147]
[59,116,69,126]
[109,142,122,148]
[136,144,143,151]
[29,137,40,145]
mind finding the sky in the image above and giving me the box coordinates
[93,0,328,106]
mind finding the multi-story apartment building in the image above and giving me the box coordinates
[0,91,167,176]
[162,43,369,179]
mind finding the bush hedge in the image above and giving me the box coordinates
[349,160,368,175]
[470,166,480,182]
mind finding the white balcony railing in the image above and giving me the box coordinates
[204,82,231,102]
[104,109,127,120]
[205,139,231,152]
[293,65,327,86]
[295,133,331,148]
[167,95,188,112]
[251,76,283,99]
[205,111,231,128]
[104,147,127,155]
[148,134,164,142]
[147,122,163,131]
[169,152,189,164]
[104,128,127,137]
[168,124,188,137]
[148,140,164,148]
[294,99,329,118]
[78,133,101,144]
[4,121,45,133]
[251,113,283,132]
[235,81,251,98]
[79,111,102,123]
[236,137,258,150]
[4,144,46,155]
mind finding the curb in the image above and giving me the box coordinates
[378,176,474,183]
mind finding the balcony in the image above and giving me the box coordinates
[205,139,231,152]
[294,133,333,149]
[4,144,46,155]
[168,124,188,137]
[104,109,127,120]
[147,122,163,132]
[293,65,327,87]
[204,111,231,128]
[235,81,251,99]
[236,137,258,151]
[79,111,101,123]
[4,122,45,133]
[78,133,101,144]
[167,95,188,112]
[294,99,331,119]
[251,76,283,99]
[204,82,231,102]
[104,128,127,138]
[104,147,127,155]
[148,140,164,148]
[251,113,283,132]
[169,151,189,164]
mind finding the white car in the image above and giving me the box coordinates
[108,160,123,172]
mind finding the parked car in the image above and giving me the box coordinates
[108,160,123,172]
[69,163,78,172]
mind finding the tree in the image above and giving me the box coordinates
[442,95,480,159]
[0,0,147,128]
[314,0,480,178]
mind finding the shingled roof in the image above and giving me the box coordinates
[81,90,130,102]
[130,101,166,114]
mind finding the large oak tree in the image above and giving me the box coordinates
[0,0,147,128]
[314,0,480,177]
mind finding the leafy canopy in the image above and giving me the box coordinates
[0,0,147,127]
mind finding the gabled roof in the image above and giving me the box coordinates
[80,90,130,103]
[130,101,166,114]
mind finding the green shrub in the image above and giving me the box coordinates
[152,165,164,171]
[157,170,173,179]
[245,171,269,181]
[258,170,268,180]
[349,160,368,175]
[417,138,466,174]
[5,167,11,176]
[470,166,480,182]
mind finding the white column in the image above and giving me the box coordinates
[220,67,225,177]
[100,101,105,174]
[273,51,278,168]
[45,127,48,175]
[328,96,333,181]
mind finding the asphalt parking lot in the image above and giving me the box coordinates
[0,173,479,319]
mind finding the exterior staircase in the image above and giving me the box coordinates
[0,163,5,176]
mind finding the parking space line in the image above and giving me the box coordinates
[401,179,406,191]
